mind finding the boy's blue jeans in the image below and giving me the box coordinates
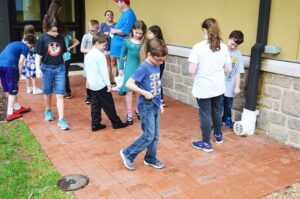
[223,96,233,119]
[124,100,160,164]
[41,63,66,95]
[196,95,223,143]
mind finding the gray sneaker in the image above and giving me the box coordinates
[120,149,136,170]
[144,159,165,169]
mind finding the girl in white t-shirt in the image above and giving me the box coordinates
[188,18,232,152]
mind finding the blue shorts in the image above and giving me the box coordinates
[41,63,66,95]
[0,67,19,95]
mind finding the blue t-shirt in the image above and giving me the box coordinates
[131,60,161,108]
[99,22,116,51]
[110,9,136,57]
[0,41,29,69]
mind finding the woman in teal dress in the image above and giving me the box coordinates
[119,20,147,125]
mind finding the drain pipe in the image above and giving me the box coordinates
[234,0,271,136]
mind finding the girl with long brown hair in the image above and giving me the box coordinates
[188,18,232,152]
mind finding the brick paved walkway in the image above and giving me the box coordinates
[17,75,300,199]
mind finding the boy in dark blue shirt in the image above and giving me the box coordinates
[0,34,36,121]
[120,38,168,170]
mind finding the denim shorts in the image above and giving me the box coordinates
[0,67,19,95]
[41,63,66,94]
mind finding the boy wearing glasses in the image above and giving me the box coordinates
[223,30,244,128]
[120,38,168,170]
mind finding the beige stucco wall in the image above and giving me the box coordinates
[85,0,300,62]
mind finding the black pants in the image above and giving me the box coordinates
[65,60,71,95]
[223,96,233,119]
[90,87,122,127]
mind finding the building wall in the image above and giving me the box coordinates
[162,54,300,148]
[84,0,300,148]
[85,0,300,62]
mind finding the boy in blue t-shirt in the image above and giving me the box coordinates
[0,34,36,121]
[120,38,168,170]
[223,30,244,128]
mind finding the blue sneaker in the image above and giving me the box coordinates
[120,149,136,170]
[192,141,213,152]
[57,118,70,130]
[44,109,54,121]
[223,117,233,128]
[144,159,165,169]
[213,133,223,144]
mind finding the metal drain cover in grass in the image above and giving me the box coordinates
[57,174,89,191]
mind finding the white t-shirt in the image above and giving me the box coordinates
[188,40,231,99]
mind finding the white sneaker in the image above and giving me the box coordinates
[27,87,32,94]
[33,88,43,94]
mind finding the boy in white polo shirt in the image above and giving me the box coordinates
[84,32,127,131]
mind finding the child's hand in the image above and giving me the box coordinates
[234,87,240,96]
[160,105,164,113]
[143,91,154,100]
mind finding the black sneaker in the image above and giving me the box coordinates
[92,123,106,131]
[85,95,91,104]
[112,122,128,129]
[65,93,73,99]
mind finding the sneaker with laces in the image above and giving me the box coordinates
[120,149,136,170]
[58,118,70,130]
[6,113,22,121]
[14,106,31,114]
[44,109,54,121]
[144,159,165,169]
[192,140,213,152]
[213,133,223,144]
[223,117,233,128]
[33,88,43,94]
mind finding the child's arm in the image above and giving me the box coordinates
[18,55,26,79]
[234,73,241,96]
[35,54,42,78]
[188,62,197,75]
[80,35,90,54]
[126,78,154,100]
[68,37,80,51]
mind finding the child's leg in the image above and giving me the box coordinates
[126,92,133,117]
[196,98,212,144]
[25,77,32,93]
[90,89,102,126]
[44,94,52,110]
[144,106,160,164]
[211,95,224,135]
[123,101,156,162]
[85,81,91,103]
[56,94,64,119]
[223,96,233,120]
[110,56,118,80]
[65,60,71,95]
[31,78,42,94]
[7,94,16,115]
[98,87,124,126]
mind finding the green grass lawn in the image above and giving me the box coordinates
[0,120,75,199]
